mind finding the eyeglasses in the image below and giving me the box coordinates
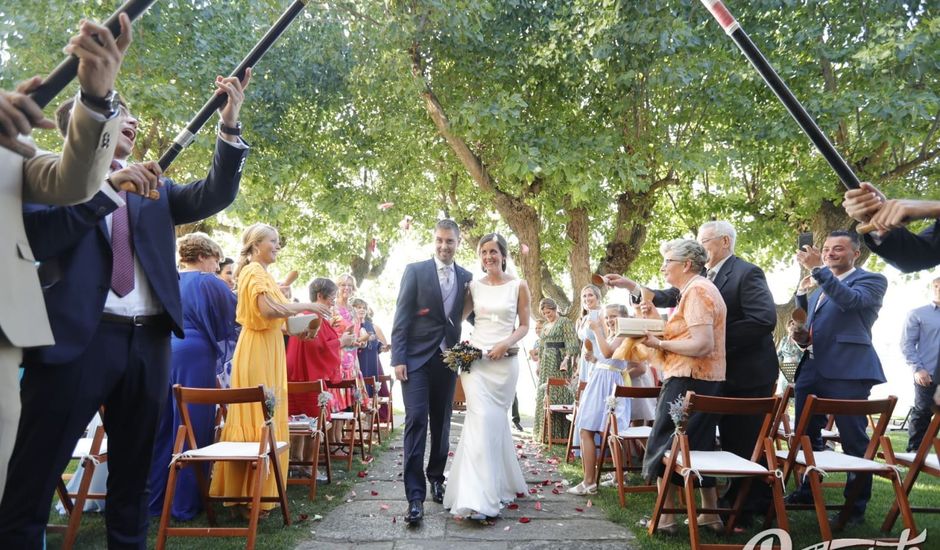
[661,258,685,267]
[698,236,723,244]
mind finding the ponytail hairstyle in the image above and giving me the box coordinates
[477,233,509,272]
[234,223,278,280]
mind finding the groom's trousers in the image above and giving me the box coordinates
[401,353,457,502]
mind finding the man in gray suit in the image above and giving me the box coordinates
[0,14,144,502]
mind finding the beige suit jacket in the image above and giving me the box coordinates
[0,102,119,348]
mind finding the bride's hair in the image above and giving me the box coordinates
[477,233,508,272]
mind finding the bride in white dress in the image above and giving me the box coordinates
[444,233,530,520]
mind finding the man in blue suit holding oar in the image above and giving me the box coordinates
[786,230,888,527]
[0,68,251,549]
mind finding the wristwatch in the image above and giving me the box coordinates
[219,121,242,136]
[80,89,119,115]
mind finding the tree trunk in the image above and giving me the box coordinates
[566,206,590,319]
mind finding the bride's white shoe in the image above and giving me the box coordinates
[565,481,597,495]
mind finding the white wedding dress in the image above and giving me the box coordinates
[443,279,527,518]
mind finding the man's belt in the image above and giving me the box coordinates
[100,312,168,328]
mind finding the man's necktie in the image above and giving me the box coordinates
[440,265,454,298]
[110,162,135,297]
[706,268,717,281]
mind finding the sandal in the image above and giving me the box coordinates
[637,516,679,535]
[683,516,725,533]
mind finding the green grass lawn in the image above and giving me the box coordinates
[552,430,939,549]
[45,431,395,550]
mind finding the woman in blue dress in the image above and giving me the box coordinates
[575,285,602,383]
[148,233,237,520]
[352,298,391,422]
[568,304,645,495]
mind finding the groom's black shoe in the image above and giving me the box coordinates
[406,500,424,525]
[430,481,445,504]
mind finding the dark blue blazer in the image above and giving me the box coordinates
[390,258,472,373]
[865,220,940,273]
[22,138,247,365]
[795,266,887,384]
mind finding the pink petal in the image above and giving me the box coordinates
[378,202,394,210]
[575,507,584,512]
[507,503,519,510]
[586,499,593,508]
[519,517,531,523]
[534,502,542,511]
[380,504,389,510]
[521,244,530,255]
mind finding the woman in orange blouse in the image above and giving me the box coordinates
[637,238,727,533]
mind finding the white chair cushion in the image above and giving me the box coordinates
[821,428,839,438]
[72,437,107,458]
[666,450,770,476]
[549,405,573,412]
[893,452,940,470]
[616,425,652,438]
[182,441,288,459]
[776,450,885,471]
[332,412,355,421]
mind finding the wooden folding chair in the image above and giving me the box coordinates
[286,381,325,500]
[156,385,290,550]
[594,386,660,506]
[772,384,795,451]
[326,379,365,468]
[881,409,940,532]
[564,380,588,462]
[543,377,575,450]
[375,374,395,436]
[776,394,916,542]
[649,392,787,548]
[360,376,382,453]
[48,411,107,550]
[453,376,467,411]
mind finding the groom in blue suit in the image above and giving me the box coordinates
[391,219,472,525]
[787,230,888,525]
[0,73,250,549]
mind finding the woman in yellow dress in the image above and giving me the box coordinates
[210,223,329,514]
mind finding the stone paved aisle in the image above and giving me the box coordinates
[296,414,635,550]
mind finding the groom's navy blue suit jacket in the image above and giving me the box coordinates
[391,258,472,372]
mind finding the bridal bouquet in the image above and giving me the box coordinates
[443,341,483,374]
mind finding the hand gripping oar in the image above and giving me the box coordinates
[29,0,158,108]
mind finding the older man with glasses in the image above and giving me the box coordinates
[606,220,778,526]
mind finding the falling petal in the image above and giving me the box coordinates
[534,502,542,511]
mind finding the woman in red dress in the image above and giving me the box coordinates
[286,278,356,472]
